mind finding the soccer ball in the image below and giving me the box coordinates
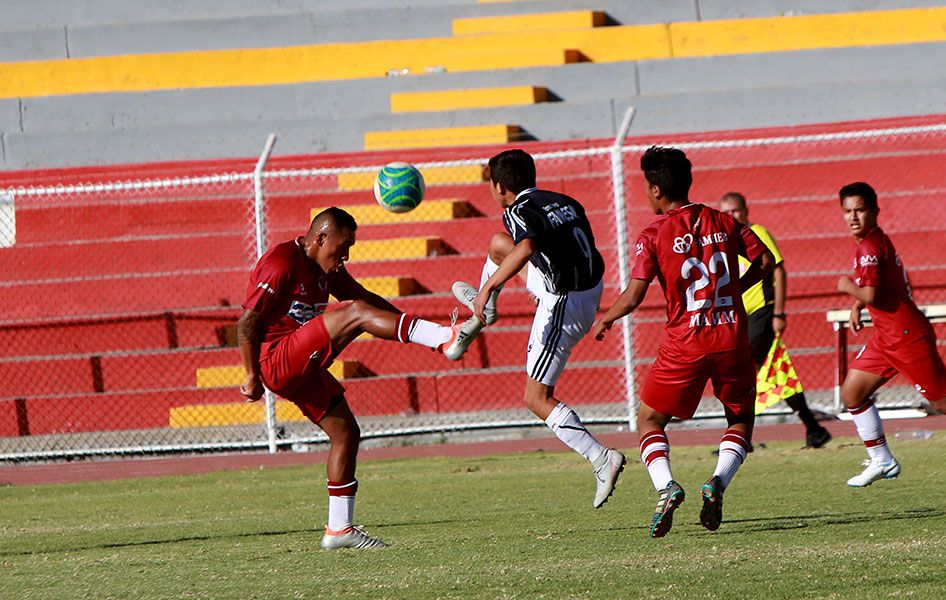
[373,162,425,213]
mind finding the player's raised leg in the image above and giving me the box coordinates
[842,369,900,487]
[453,231,513,324]
[637,403,684,538]
[316,398,386,550]
[320,299,472,360]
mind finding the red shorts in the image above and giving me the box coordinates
[851,334,946,401]
[640,344,756,420]
[259,316,346,423]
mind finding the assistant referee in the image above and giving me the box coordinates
[720,192,831,448]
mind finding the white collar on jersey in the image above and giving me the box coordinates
[515,187,538,200]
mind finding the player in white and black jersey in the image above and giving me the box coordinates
[451,149,626,509]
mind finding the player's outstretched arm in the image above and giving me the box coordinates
[237,308,265,401]
[591,279,650,341]
[474,239,534,322]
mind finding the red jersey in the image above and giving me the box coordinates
[242,238,362,350]
[631,203,767,353]
[851,226,932,346]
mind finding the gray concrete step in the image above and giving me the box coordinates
[5,68,946,169]
[3,1,697,60]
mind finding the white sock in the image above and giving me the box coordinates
[479,257,503,310]
[400,313,452,348]
[639,431,673,490]
[479,257,500,288]
[713,428,751,488]
[544,402,607,463]
[849,399,894,463]
[327,479,357,531]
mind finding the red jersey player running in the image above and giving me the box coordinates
[836,182,946,487]
[592,147,774,538]
[238,207,466,550]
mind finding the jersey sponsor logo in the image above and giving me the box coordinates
[287,300,327,325]
[859,254,878,267]
[688,309,736,328]
[257,282,276,295]
[699,232,728,245]
[672,234,694,254]
[636,242,644,256]
[544,203,579,228]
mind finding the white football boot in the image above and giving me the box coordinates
[847,458,901,487]
[452,281,499,325]
[441,315,485,361]
[592,449,627,508]
[321,525,387,550]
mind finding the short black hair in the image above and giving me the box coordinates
[488,149,536,194]
[838,182,878,211]
[640,146,692,201]
[310,206,357,233]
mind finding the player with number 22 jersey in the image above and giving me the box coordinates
[593,146,774,539]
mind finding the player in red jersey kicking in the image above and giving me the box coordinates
[237,207,466,550]
[836,182,946,487]
[592,147,774,538]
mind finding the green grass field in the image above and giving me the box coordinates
[3,434,946,599]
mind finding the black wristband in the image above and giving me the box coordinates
[773,313,787,319]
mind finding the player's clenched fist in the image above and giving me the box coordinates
[241,373,264,402]
[591,319,612,341]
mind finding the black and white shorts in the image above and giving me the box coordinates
[525,265,602,386]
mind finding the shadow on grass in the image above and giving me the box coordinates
[578,507,945,537]
[704,507,945,535]
[1,518,479,557]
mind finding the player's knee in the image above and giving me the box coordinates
[335,420,360,450]
[488,232,514,262]
[344,299,375,324]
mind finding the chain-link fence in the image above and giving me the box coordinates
[2,120,945,460]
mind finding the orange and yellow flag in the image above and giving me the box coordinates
[755,333,804,414]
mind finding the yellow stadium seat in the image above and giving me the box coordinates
[312,200,476,224]
[364,124,520,150]
[8,9,946,98]
[391,86,548,113]
[169,399,310,428]
[348,236,446,261]
[196,360,364,388]
[337,165,485,191]
[453,10,605,36]
[445,48,584,72]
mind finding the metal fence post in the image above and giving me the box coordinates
[253,134,278,453]
[609,107,638,433]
